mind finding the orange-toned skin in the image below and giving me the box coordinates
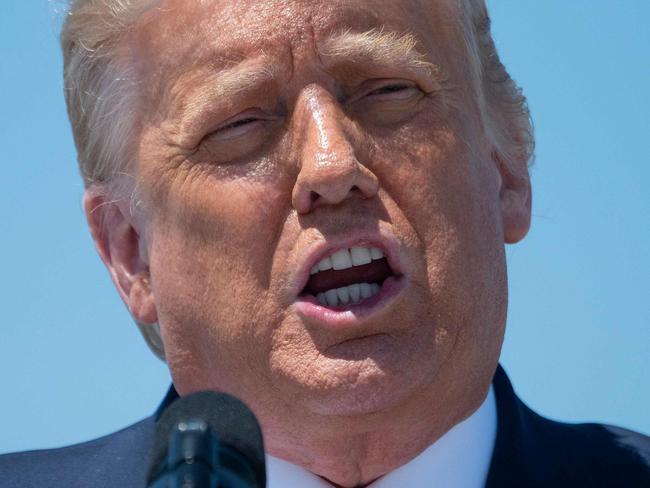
[84,1,531,486]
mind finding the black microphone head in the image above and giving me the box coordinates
[147,390,266,487]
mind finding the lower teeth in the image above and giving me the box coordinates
[316,282,381,307]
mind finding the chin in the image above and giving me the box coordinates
[270,301,448,417]
[286,348,436,417]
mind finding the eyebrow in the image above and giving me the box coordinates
[319,28,440,87]
[170,57,278,137]
[169,29,441,137]
[178,57,278,113]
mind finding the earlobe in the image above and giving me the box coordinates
[83,188,158,325]
[129,275,158,324]
[494,152,532,244]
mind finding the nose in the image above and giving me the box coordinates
[291,86,379,214]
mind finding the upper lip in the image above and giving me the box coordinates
[292,231,404,299]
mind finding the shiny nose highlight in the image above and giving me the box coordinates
[292,87,378,214]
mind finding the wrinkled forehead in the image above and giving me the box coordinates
[131,0,464,76]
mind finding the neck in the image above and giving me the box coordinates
[263,382,491,487]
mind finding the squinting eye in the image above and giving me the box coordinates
[221,117,259,130]
[368,83,413,96]
[207,114,270,141]
[362,81,422,101]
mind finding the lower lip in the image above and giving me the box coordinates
[293,276,406,328]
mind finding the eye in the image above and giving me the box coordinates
[346,79,423,107]
[367,82,416,98]
[208,114,266,140]
[223,117,260,130]
[195,108,282,164]
[347,79,426,126]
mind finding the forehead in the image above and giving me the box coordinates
[134,0,461,70]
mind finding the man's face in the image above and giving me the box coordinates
[126,0,521,435]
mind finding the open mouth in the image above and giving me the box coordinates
[299,246,397,308]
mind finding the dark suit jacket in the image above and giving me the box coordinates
[1,366,648,487]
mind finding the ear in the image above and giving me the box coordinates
[83,188,158,324]
[494,152,532,244]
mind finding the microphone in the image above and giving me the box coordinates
[146,391,266,488]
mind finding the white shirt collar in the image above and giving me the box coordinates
[266,386,497,487]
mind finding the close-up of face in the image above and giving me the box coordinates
[9,2,650,486]
[88,0,531,456]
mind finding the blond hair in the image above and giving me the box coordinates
[61,0,159,187]
[460,0,534,175]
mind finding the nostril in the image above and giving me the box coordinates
[350,185,359,193]
[310,191,319,203]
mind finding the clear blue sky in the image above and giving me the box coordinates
[1,1,648,454]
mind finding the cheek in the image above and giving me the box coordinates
[371,121,497,245]
[150,158,289,276]
[371,120,505,337]
[145,165,291,383]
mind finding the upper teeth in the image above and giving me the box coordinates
[310,247,384,275]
